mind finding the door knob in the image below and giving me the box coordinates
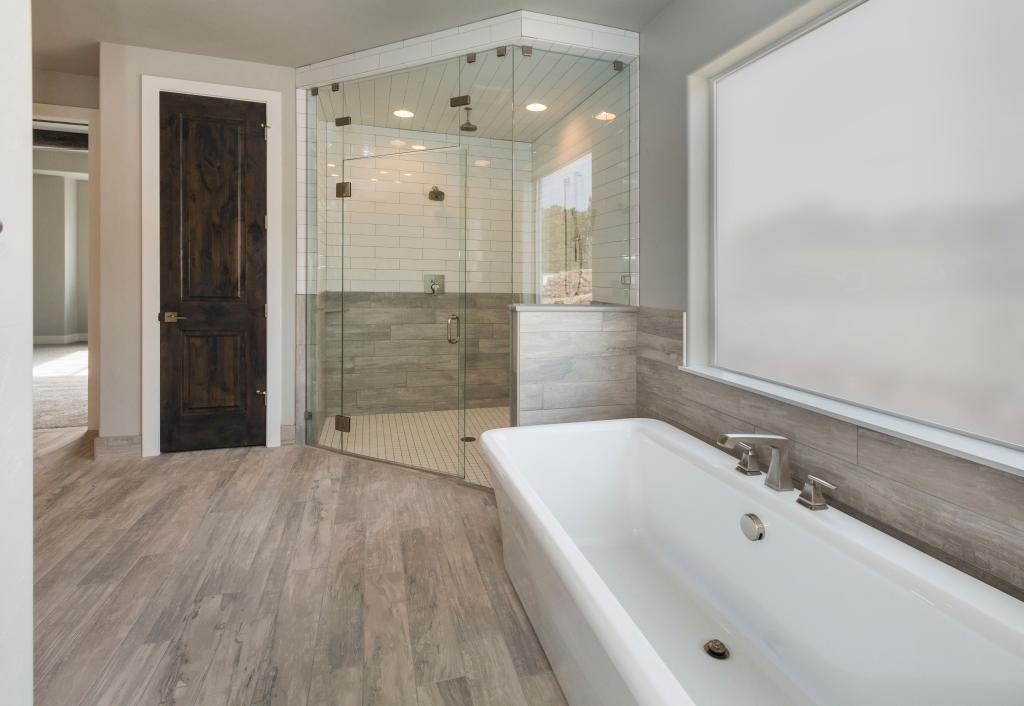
[160,311,188,323]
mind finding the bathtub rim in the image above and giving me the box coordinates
[482,421,698,706]
[482,417,1024,698]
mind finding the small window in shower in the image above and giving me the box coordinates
[538,153,593,304]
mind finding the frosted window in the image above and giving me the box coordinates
[714,0,1024,447]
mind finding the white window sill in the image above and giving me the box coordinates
[678,365,1024,478]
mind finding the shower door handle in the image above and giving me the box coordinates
[447,314,460,344]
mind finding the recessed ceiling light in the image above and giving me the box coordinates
[594,111,616,121]
[474,159,490,167]
[330,173,340,177]
[411,144,427,151]
[380,170,388,175]
[393,109,414,118]
[327,162,336,167]
[525,103,547,112]
[389,139,406,147]
[404,172,412,177]
[371,178,378,182]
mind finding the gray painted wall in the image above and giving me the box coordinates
[33,174,70,337]
[34,148,88,174]
[638,0,802,309]
[75,180,89,333]
[32,173,88,339]
[33,69,99,109]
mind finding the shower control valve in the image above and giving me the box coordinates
[424,274,445,295]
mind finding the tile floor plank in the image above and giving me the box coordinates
[33,428,567,706]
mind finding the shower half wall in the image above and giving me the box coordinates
[298,24,636,485]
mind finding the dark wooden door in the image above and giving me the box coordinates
[160,92,267,452]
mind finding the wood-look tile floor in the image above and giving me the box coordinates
[34,427,566,706]
[318,407,510,487]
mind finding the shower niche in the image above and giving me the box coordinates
[303,44,633,484]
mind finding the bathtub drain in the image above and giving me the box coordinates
[704,639,730,660]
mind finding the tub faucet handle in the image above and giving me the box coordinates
[797,475,837,511]
[717,433,793,491]
[733,442,762,476]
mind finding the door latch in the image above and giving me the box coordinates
[160,311,188,323]
[256,389,267,406]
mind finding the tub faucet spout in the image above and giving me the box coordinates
[717,433,794,491]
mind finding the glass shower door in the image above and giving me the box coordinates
[335,146,467,478]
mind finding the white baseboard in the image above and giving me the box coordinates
[93,434,142,458]
[34,333,88,345]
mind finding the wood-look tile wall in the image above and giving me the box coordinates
[514,309,637,425]
[637,306,1024,600]
[316,292,511,417]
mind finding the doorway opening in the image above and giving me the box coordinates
[31,116,90,430]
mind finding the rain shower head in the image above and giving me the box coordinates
[460,107,478,132]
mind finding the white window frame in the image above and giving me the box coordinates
[682,0,1024,476]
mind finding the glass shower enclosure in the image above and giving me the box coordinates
[303,46,632,484]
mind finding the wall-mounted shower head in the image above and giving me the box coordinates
[460,107,478,132]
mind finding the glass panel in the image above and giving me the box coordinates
[304,45,634,482]
[457,47,515,484]
[515,47,632,305]
[306,86,340,446]
[714,0,1024,447]
[337,146,468,478]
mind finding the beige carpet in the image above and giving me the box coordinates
[33,344,88,429]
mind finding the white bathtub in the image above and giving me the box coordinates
[480,418,1024,706]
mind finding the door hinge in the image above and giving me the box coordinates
[261,123,270,141]
[256,389,267,406]
[264,214,268,229]
[304,410,313,421]
[335,415,351,433]
[264,304,268,319]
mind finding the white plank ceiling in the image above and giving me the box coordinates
[314,48,625,143]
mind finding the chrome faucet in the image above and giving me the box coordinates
[717,433,794,491]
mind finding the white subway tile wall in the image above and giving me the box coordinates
[312,124,532,294]
[532,69,632,304]
[294,16,641,438]
[295,17,639,303]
